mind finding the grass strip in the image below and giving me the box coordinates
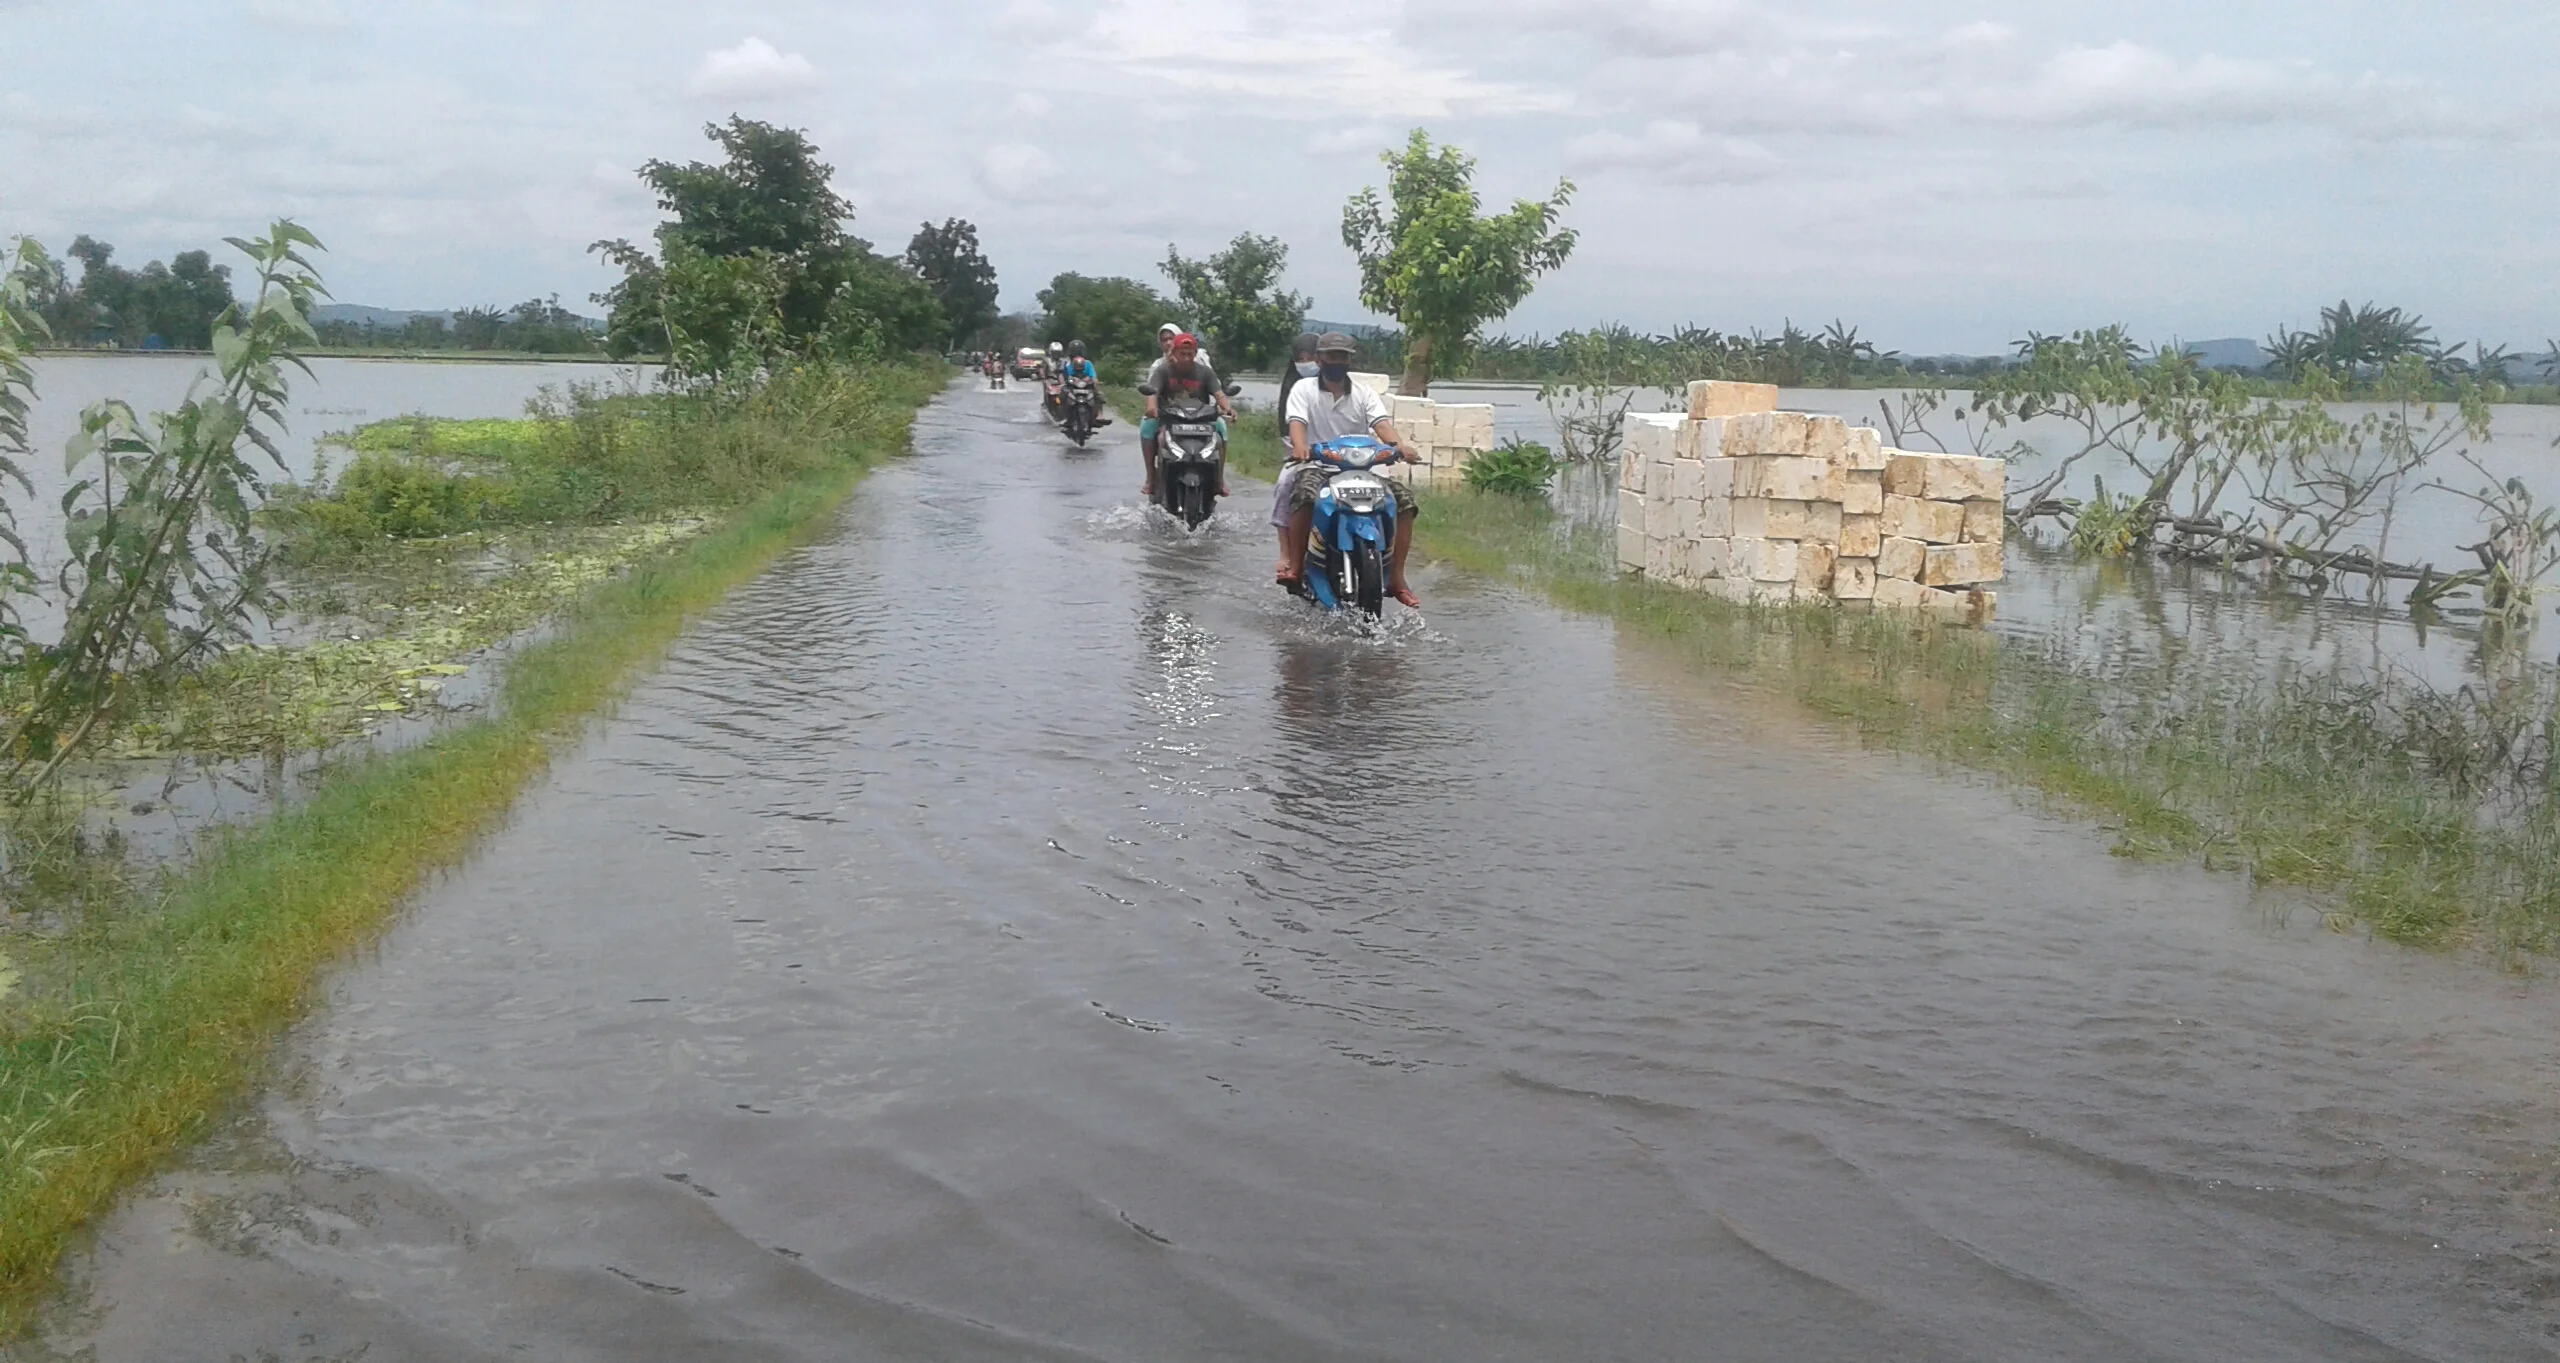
[0,364,941,1334]
[1211,399,2560,958]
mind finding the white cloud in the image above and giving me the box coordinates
[1017,0,1569,118]
[1968,41,2468,138]
[977,142,1059,201]
[1565,121,1781,185]
[688,37,818,99]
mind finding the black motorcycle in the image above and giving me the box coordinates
[1061,375,1101,446]
[1141,382,1240,529]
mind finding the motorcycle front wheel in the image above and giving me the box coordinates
[1348,541,1386,617]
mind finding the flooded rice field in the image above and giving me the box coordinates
[18,380,2560,1360]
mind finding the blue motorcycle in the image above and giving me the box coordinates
[1290,435,1403,618]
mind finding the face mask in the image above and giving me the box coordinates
[1319,361,1352,385]
[1295,361,1321,377]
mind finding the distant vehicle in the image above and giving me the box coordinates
[1012,347,1045,379]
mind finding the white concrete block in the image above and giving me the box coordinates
[1841,426,1887,471]
[1669,458,1708,504]
[1795,541,1838,594]
[1961,498,2005,544]
[1840,513,1881,559]
[1619,444,1648,494]
[1623,412,1682,464]
[1391,395,1436,430]
[1922,541,2004,587]
[1617,522,1646,571]
[1838,470,1883,517]
[1351,372,1395,399]
[1750,537,1799,582]
[1882,451,1932,497]
[1699,497,1734,538]
[1878,535,1926,581]
[1675,415,1723,459]
[1740,456,1829,501]
[1646,534,1679,580]
[1442,404,1498,451]
[1882,495,1964,545]
[1666,497,1702,540]
[1802,415,1849,464]
[1923,454,2005,502]
[1618,488,1648,536]
[1698,457,1736,500]
[1872,575,1927,611]
[1832,557,1878,600]
[1686,379,1779,418]
[1685,536,1729,581]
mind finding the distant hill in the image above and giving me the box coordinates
[314,302,603,331]
[2179,337,2270,371]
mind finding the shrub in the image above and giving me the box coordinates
[1463,437,1559,497]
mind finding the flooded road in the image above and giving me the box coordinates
[25,380,2560,1361]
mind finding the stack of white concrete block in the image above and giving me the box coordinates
[1615,380,2002,624]
[1336,374,1495,487]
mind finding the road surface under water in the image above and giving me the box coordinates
[23,380,2560,1361]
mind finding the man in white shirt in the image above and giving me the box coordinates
[1278,332,1422,605]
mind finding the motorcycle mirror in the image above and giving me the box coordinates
[1222,384,1242,397]
[1137,385,1157,396]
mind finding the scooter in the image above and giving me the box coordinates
[1141,382,1240,530]
[1291,435,1402,618]
[1060,375,1104,447]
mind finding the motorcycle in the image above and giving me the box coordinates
[1141,381,1240,530]
[1060,375,1103,447]
[1041,372,1066,424]
[1290,435,1403,618]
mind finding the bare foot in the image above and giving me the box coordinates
[1391,584,1420,608]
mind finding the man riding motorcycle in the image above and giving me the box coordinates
[1279,332,1422,607]
[1140,332,1233,501]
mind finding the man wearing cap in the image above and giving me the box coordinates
[1278,331,1422,607]
[1140,332,1234,501]
[1156,321,1211,370]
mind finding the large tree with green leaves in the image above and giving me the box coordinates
[1342,130,1576,395]
[1160,233,1308,372]
[39,237,235,350]
[591,116,943,374]
[1035,272,1172,370]
[905,218,1001,350]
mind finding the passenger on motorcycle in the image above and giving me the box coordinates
[1140,333,1233,500]
[1046,340,1065,378]
[1278,332,1421,606]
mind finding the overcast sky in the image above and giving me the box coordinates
[2,0,2552,353]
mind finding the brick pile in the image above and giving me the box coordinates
[1346,374,1495,487]
[1614,381,2002,624]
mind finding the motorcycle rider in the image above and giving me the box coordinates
[1278,331,1422,607]
[1140,332,1234,501]
[1046,340,1066,378]
[1059,340,1097,383]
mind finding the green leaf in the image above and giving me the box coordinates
[211,324,249,376]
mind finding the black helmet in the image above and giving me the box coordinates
[1068,340,1085,356]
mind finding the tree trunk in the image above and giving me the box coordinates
[1398,333,1434,397]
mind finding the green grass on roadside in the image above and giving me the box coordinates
[0,360,943,1336]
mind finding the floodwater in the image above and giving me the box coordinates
[21,380,2560,1361]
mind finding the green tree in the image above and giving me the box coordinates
[1342,129,1576,395]
[1035,272,1171,368]
[905,218,1001,350]
[1159,233,1309,372]
[593,116,945,373]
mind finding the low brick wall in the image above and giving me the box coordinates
[1615,381,2003,623]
